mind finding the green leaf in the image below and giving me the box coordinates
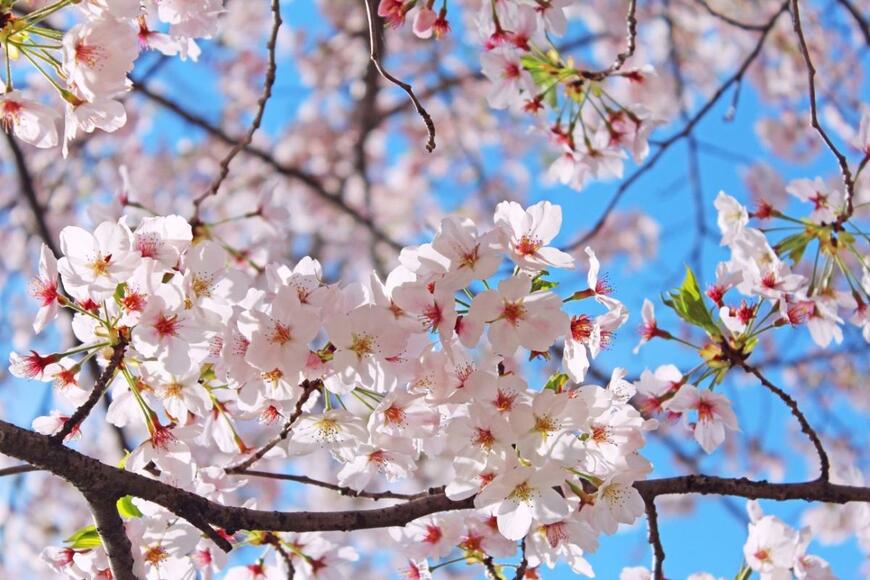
[775,232,810,264]
[530,270,558,293]
[65,525,102,549]
[664,266,720,336]
[116,495,142,519]
[543,372,569,392]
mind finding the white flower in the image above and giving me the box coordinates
[474,462,570,540]
[666,384,739,453]
[0,92,61,148]
[463,274,568,355]
[494,200,575,271]
[62,19,139,100]
[58,220,140,299]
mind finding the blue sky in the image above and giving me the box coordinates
[1,0,868,577]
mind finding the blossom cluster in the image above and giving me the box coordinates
[379,0,661,190]
[0,0,220,154]
[712,180,870,349]
[13,201,659,578]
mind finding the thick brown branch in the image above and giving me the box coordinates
[192,0,282,216]
[51,338,129,443]
[514,537,528,580]
[361,0,436,152]
[3,418,870,566]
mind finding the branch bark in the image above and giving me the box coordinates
[360,0,436,152]
[192,0,283,216]
[87,495,136,580]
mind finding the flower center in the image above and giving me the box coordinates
[502,301,526,325]
[508,481,535,503]
[154,313,179,338]
[350,333,375,358]
[515,234,542,256]
[269,321,293,345]
[383,404,406,426]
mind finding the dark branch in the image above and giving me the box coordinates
[224,380,318,473]
[693,0,769,31]
[582,0,638,80]
[87,495,136,580]
[0,464,39,477]
[789,0,857,220]
[643,497,666,579]
[834,0,870,45]
[737,361,831,481]
[132,82,403,251]
[234,469,438,501]
[51,338,129,443]
[192,0,282,216]
[361,0,436,152]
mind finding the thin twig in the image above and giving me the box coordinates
[582,0,638,80]
[361,0,436,152]
[833,0,870,45]
[0,464,39,477]
[692,0,769,31]
[224,380,319,473]
[132,82,404,251]
[643,497,666,579]
[737,361,831,481]
[192,0,282,217]
[514,537,528,580]
[51,338,128,443]
[3,132,57,253]
[234,469,439,501]
[789,0,857,221]
[562,0,790,252]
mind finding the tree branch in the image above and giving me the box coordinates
[582,0,638,80]
[132,82,403,251]
[736,360,831,481]
[234,469,439,501]
[834,0,870,46]
[2,419,870,565]
[51,337,129,443]
[360,0,436,152]
[562,0,790,252]
[789,0,857,220]
[87,495,136,580]
[643,497,666,579]
[192,0,282,217]
[224,380,317,473]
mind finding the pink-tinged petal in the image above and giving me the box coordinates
[694,418,726,454]
[497,502,533,540]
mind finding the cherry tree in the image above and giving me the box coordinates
[0,0,868,579]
